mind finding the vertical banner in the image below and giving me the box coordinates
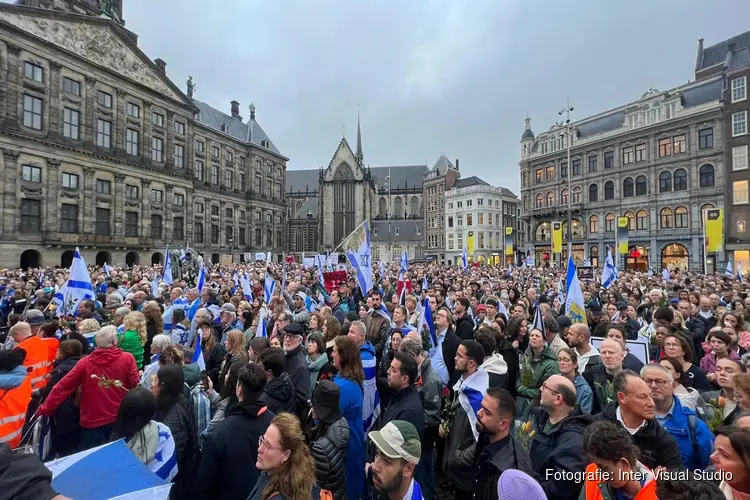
[552,222,563,254]
[467,231,475,258]
[704,208,724,253]
[616,217,629,254]
[504,227,514,256]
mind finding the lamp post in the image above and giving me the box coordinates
[384,169,392,262]
[556,98,574,266]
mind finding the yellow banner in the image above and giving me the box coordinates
[504,227,514,256]
[552,222,563,254]
[705,208,724,253]
[467,231,475,256]
[616,217,629,255]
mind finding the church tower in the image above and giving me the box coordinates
[520,116,535,159]
[15,0,124,24]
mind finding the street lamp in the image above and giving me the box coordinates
[228,236,234,263]
[556,98,574,265]
[384,169,392,262]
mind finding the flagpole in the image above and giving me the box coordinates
[702,208,708,275]
[328,218,369,256]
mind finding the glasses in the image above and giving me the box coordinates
[542,383,560,395]
[557,357,572,363]
[258,435,281,451]
[642,378,669,387]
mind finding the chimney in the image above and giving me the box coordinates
[455,158,460,171]
[231,100,242,120]
[154,58,167,74]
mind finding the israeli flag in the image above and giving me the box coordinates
[648,268,654,279]
[103,262,113,278]
[422,274,428,291]
[379,261,386,279]
[240,273,253,300]
[180,248,187,264]
[163,248,173,285]
[454,368,489,441]
[149,422,178,482]
[53,248,95,316]
[727,261,734,277]
[187,298,201,322]
[316,254,326,284]
[462,247,468,270]
[162,296,189,332]
[662,268,671,282]
[400,251,408,273]
[151,274,159,297]
[583,258,591,266]
[602,249,617,289]
[557,280,565,306]
[416,296,437,348]
[507,265,513,277]
[256,307,268,338]
[374,303,396,328]
[362,349,381,432]
[232,271,239,294]
[264,274,276,304]
[192,335,206,370]
[739,262,744,284]
[196,265,206,292]
[281,261,287,293]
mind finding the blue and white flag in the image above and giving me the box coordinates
[565,254,587,325]
[316,254,326,284]
[281,261,287,293]
[232,271,239,294]
[374,303,396,328]
[264,274,276,304]
[415,297,437,349]
[344,220,373,296]
[192,336,206,370]
[583,258,591,267]
[240,273,253,300]
[531,304,546,337]
[739,262,744,284]
[400,251,408,273]
[151,274,159,297]
[507,265,513,277]
[422,274,428,292]
[256,307,268,338]
[602,248,617,289]
[727,261,734,277]
[662,268,671,282]
[196,265,206,292]
[379,261,386,279]
[462,248,468,270]
[53,248,95,316]
[103,262,113,278]
[454,368,489,441]
[163,248,173,285]
[556,280,565,306]
[162,296,189,332]
[648,268,654,279]
[149,422,178,482]
[180,248,187,264]
[362,347,381,433]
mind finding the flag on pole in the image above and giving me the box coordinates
[240,273,253,301]
[422,274,428,292]
[662,268,671,282]
[196,265,206,292]
[192,339,205,370]
[52,248,95,317]
[738,262,744,284]
[163,248,173,285]
[565,254,587,325]
[727,260,734,277]
[531,304,546,337]
[400,251,408,273]
[256,307,268,338]
[315,254,325,284]
[462,248,468,270]
[180,248,187,263]
[379,261,386,279]
[343,220,373,296]
[264,274,276,304]
[103,262,112,278]
[602,248,617,289]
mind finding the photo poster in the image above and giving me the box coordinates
[591,336,650,366]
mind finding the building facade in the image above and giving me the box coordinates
[695,32,750,271]
[519,78,726,272]
[1,3,286,269]
[444,176,518,266]
[422,155,460,263]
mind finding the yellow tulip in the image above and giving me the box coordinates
[529,430,536,438]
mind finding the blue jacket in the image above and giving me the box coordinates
[335,374,364,500]
[573,374,593,414]
[658,395,714,470]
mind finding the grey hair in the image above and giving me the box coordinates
[151,334,172,352]
[399,336,424,357]
[115,306,130,318]
[350,320,367,337]
[96,325,118,348]
[640,363,674,383]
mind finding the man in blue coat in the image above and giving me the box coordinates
[643,364,714,469]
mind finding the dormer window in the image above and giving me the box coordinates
[220,123,227,132]
[260,139,270,148]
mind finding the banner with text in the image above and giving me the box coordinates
[504,227,514,256]
[704,208,724,253]
[616,217,629,255]
[552,222,563,254]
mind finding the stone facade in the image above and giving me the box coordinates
[422,156,460,263]
[1,3,286,269]
[519,78,726,272]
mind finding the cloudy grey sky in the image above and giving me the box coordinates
[78,1,750,192]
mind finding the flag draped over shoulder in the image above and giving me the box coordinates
[454,368,489,441]
[362,346,380,433]
[53,248,95,316]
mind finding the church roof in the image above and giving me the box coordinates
[370,165,429,189]
[286,169,321,194]
[192,99,283,157]
[292,197,319,219]
[370,219,423,242]
[430,155,455,175]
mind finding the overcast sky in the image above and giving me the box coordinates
[19,0,750,193]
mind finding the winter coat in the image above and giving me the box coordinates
[220,318,245,345]
[441,326,462,385]
[38,347,139,429]
[0,442,58,500]
[454,314,475,341]
[194,400,274,500]
[594,402,683,470]
[376,384,425,439]
[573,374,593,414]
[364,311,391,359]
[516,346,560,402]
[443,380,479,492]
[497,339,519,397]
[583,365,616,415]
[416,357,443,454]
[159,396,199,500]
[481,353,510,391]
[260,373,296,415]
[529,406,593,500]
[284,344,311,416]
[335,375,364,500]
[657,396,714,470]
[474,434,534,500]
[307,353,328,390]
[310,417,350,500]
[117,329,144,369]
[202,341,226,390]
[623,352,644,373]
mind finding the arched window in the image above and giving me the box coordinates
[605,213,615,232]
[535,194,543,208]
[635,175,648,196]
[378,197,387,217]
[572,186,581,203]
[604,181,614,200]
[589,215,599,233]
[675,206,689,228]
[636,210,648,230]
[699,165,715,188]
[409,196,419,216]
[660,207,673,228]
[562,220,585,240]
[535,222,552,241]
[590,246,599,267]
[659,171,672,192]
[700,203,715,227]
[393,197,403,217]
[673,168,688,191]
[546,191,554,207]
[588,184,598,202]
[623,177,634,197]
[560,188,568,205]
[624,211,636,230]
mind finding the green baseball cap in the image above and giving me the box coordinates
[368,420,421,465]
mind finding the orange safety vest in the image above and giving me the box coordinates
[41,337,59,373]
[18,336,53,391]
[583,463,658,500]
[0,371,32,449]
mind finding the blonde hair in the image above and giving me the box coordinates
[123,310,147,345]
[262,413,317,500]
[226,329,247,361]
[78,318,101,335]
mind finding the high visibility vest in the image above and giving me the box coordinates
[18,336,52,391]
[582,463,658,500]
[41,337,59,373]
[0,371,32,449]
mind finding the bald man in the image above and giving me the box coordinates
[532,374,592,500]
[566,323,602,373]
[583,338,624,414]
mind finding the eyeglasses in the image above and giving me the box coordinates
[557,357,572,363]
[542,383,560,395]
[258,435,281,451]
[642,378,668,387]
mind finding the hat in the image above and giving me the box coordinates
[588,302,603,315]
[497,470,546,500]
[283,323,304,337]
[197,320,213,329]
[368,420,421,465]
[25,309,45,325]
[616,301,628,310]
[220,303,236,314]
[476,304,487,313]
[293,291,307,302]
[312,379,343,424]
[105,294,123,308]
[556,315,571,329]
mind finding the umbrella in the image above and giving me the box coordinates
[45,439,171,500]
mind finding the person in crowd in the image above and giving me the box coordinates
[606,326,645,373]
[368,420,423,500]
[259,347,296,414]
[474,387,533,500]
[0,348,31,449]
[0,441,69,500]
[218,303,244,345]
[543,314,568,355]
[431,307,460,387]
[347,320,379,432]
[170,308,190,347]
[38,326,139,450]
[711,425,750,499]
[701,329,740,386]
[197,319,226,389]
[248,336,270,363]
[195,362,274,500]
[452,298,475,341]
[516,328,559,420]
[306,332,328,389]
[584,338,624,414]
[281,323,311,416]
[529,374,592,500]
[120,310,147,369]
[39,339,82,458]
[110,386,177,482]
[556,347,593,413]
[566,323,602,373]
[141,301,164,366]
[658,357,711,418]
[662,330,712,391]
[377,330,404,408]
[249,413,319,500]
[152,363,198,500]
[594,369,683,470]
[374,350,424,437]
[641,363,714,470]
[580,420,657,500]
[475,327,510,391]
[9,322,51,392]
[309,380,350,500]
[703,357,747,426]
[140,334,171,391]
[201,359,243,443]
[219,329,247,392]
[362,290,392,358]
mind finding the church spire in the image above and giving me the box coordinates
[355,105,363,165]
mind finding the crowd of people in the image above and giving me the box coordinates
[1,258,750,500]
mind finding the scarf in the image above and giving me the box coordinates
[127,421,160,464]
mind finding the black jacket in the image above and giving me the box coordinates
[160,396,199,500]
[41,356,81,437]
[594,403,683,470]
[496,339,518,397]
[583,364,615,415]
[260,373,296,415]
[378,384,425,439]
[474,434,534,500]
[203,341,227,390]
[529,407,592,500]
[0,443,58,500]
[194,400,275,500]
[454,314,475,341]
[310,417,350,500]
[284,345,311,418]
[441,326,461,385]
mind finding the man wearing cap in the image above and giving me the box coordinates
[281,323,311,417]
[282,289,310,327]
[310,380,350,500]
[369,420,423,500]
[218,303,244,345]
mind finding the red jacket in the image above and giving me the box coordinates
[38,347,139,429]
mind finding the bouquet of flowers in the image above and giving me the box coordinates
[516,420,536,450]
[439,386,456,437]
[520,356,534,388]
[706,397,725,432]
